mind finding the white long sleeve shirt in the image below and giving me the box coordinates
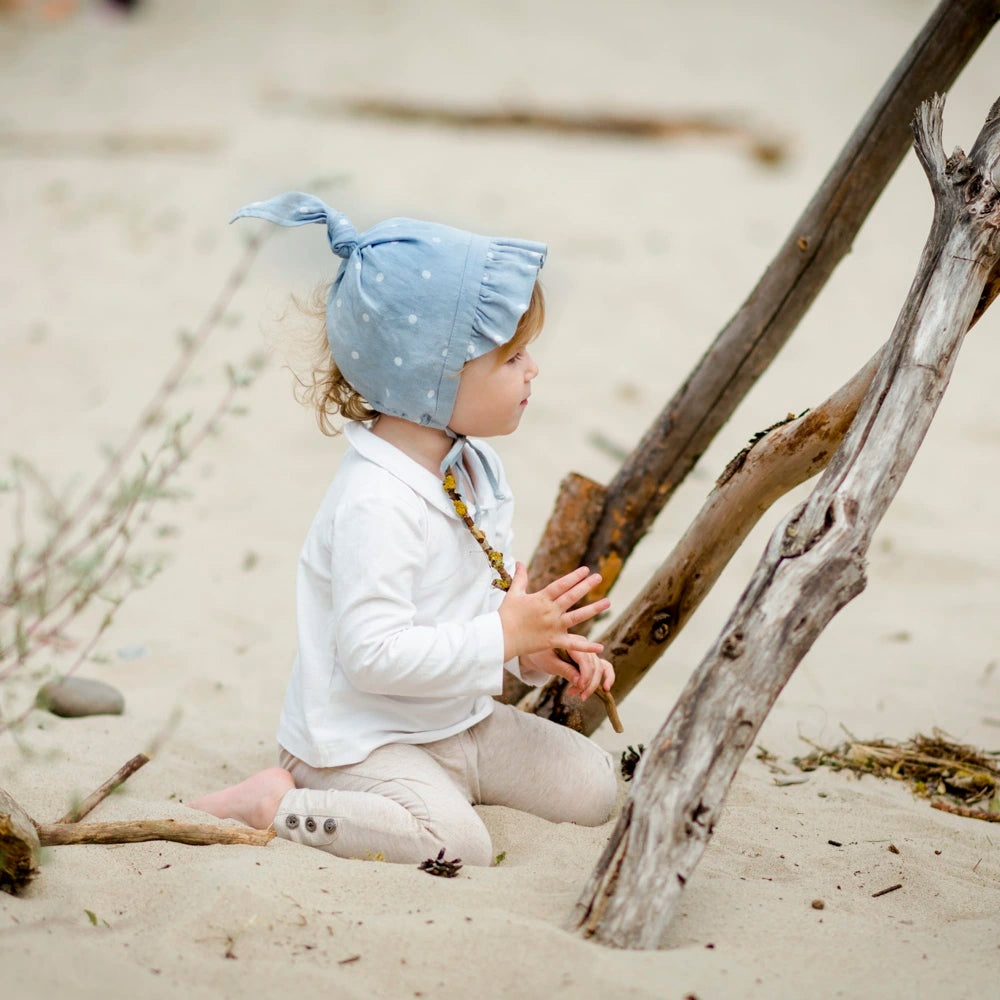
[277,421,545,768]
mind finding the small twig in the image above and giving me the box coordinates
[443,469,512,591]
[36,819,275,847]
[871,884,903,898]
[594,687,624,734]
[56,753,150,824]
[931,801,1000,822]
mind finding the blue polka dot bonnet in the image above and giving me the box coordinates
[231,192,547,432]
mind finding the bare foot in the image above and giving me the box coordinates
[189,767,295,830]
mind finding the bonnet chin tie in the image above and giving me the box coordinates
[230,192,359,258]
[439,432,505,507]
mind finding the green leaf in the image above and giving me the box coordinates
[85,909,98,926]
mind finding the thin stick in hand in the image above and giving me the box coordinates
[595,688,624,734]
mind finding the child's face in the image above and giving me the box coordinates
[449,345,539,438]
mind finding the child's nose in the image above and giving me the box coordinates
[525,352,539,379]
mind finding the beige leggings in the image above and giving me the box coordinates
[275,702,617,867]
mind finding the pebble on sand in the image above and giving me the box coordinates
[36,677,125,718]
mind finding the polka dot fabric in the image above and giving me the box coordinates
[231,191,546,429]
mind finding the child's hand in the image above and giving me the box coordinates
[498,563,610,662]
[520,648,615,702]
[563,650,615,701]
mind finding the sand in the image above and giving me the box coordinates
[2,1,999,997]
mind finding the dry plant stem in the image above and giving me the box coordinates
[4,231,266,603]
[0,370,243,714]
[521,350,881,734]
[931,801,1000,822]
[572,94,1000,949]
[56,753,150,824]
[566,0,999,607]
[36,819,276,847]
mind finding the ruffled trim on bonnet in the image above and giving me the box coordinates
[473,238,547,349]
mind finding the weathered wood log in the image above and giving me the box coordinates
[526,472,608,590]
[36,819,275,847]
[572,94,1000,949]
[0,787,41,894]
[550,0,1000,608]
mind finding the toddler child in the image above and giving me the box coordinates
[192,192,617,866]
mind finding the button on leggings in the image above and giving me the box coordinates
[275,702,618,866]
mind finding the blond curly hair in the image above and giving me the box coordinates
[295,281,545,436]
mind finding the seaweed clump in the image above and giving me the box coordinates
[793,729,999,813]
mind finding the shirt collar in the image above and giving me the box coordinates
[343,421,500,518]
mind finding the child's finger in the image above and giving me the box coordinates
[546,654,583,688]
[564,598,611,628]
[542,566,593,600]
[550,571,603,610]
[560,635,604,656]
[508,561,528,596]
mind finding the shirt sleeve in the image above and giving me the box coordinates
[329,490,505,698]
[504,656,550,687]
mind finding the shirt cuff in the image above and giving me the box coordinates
[504,655,549,687]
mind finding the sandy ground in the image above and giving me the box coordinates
[2,1,999,997]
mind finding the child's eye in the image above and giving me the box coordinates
[505,352,522,365]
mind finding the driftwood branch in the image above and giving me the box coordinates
[2,783,274,894]
[36,820,275,848]
[572,93,1000,949]
[56,753,150,824]
[519,0,999,637]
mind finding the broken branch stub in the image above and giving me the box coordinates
[572,94,1000,950]
[0,787,41,894]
